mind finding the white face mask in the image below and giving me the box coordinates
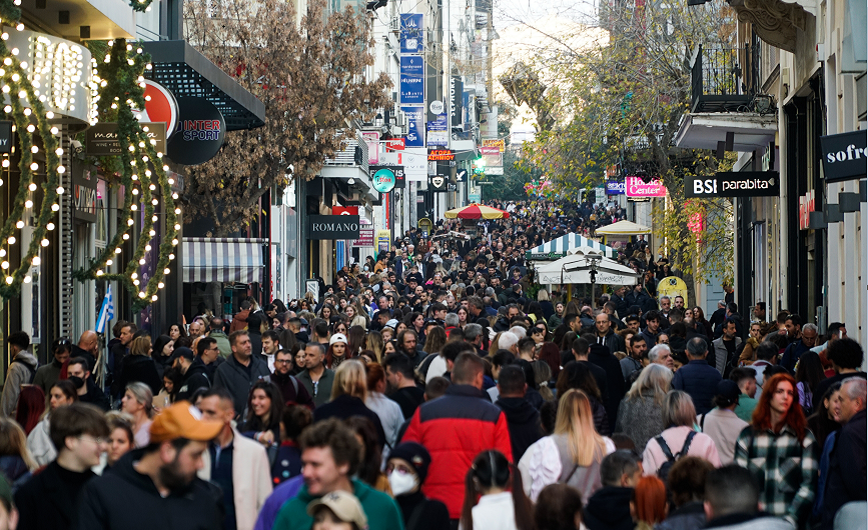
[388,470,419,496]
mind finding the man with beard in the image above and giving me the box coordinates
[75,401,224,529]
[272,349,314,408]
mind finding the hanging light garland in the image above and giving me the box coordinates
[72,39,179,312]
[0,0,64,298]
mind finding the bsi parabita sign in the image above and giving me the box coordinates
[309,215,361,240]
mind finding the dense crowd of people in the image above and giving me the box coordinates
[0,199,864,530]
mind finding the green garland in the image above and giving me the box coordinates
[73,39,179,312]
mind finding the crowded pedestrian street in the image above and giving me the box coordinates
[0,0,865,525]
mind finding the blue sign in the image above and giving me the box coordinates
[400,56,425,104]
[607,180,626,194]
[400,14,423,54]
[427,113,447,131]
[402,106,425,147]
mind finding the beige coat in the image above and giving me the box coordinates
[198,428,273,530]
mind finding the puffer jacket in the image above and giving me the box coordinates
[402,384,512,519]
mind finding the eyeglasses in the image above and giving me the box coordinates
[78,435,105,445]
[275,359,293,365]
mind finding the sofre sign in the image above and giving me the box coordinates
[309,215,361,240]
[684,172,780,198]
[819,130,867,182]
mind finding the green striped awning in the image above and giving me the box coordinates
[525,233,617,260]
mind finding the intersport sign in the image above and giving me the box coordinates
[684,172,780,198]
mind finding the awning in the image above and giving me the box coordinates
[526,233,617,260]
[535,254,639,285]
[142,41,266,131]
[183,238,267,283]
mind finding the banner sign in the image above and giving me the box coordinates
[481,146,503,168]
[483,139,505,152]
[377,229,391,254]
[607,180,625,194]
[450,76,463,127]
[352,227,375,248]
[625,176,667,197]
[400,56,425,104]
[167,97,226,166]
[382,151,425,182]
[819,130,867,182]
[332,206,358,216]
[308,215,360,240]
[684,172,780,198]
[385,138,405,151]
[370,165,404,192]
[402,106,425,147]
[428,149,455,161]
[400,14,423,54]
[87,122,167,157]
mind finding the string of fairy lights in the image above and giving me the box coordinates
[0,0,178,312]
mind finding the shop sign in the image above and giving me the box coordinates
[332,206,358,216]
[377,229,391,254]
[430,175,448,192]
[402,106,425,148]
[166,97,226,166]
[309,215,360,240]
[450,76,463,127]
[428,149,455,161]
[400,14,423,54]
[684,172,780,198]
[799,190,816,230]
[86,122,167,156]
[400,56,425,104]
[0,121,11,153]
[607,180,625,194]
[819,130,867,182]
[73,170,98,223]
[625,176,667,197]
[132,80,179,135]
[370,166,400,193]
[482,139,505,152]
[352,227,375,248]
[385,138,405,151]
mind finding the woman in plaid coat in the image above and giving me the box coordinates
[734,373,818,528]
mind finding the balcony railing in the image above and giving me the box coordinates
[690,44,762,113]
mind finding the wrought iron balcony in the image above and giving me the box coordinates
[690,44,764,113]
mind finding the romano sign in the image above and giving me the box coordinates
[819,130,867,182]
[308,215,361,240]
[684,172,780,198]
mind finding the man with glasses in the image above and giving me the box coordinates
[14,403,109,529]
[780,322,818,373]
[272,349,313,408]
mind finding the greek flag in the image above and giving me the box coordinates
[96,285,114,334]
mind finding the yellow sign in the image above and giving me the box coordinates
[656,276,688,306]
[482,139,505,153]
[376,230,391,255]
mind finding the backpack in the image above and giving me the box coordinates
[655,430,697,483]
[12,358,36,384]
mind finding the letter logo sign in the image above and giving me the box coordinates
[370,166,398,193]
[309,215,361,240]
[819,130,867,182]
[166,97,226,166]
[684,172,780,198]
[625,176,667,197]
[131,80,179,135]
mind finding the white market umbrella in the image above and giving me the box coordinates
[594,220,652,235]
[535,253,639,285]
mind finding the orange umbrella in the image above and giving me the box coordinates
[444,203,510,219]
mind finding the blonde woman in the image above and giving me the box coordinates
[0,417,37,489]
[313,360,387,447]
[121,382,154,448]
[367,331,385,364]
[519,389,615,503]
[614,364,673,451]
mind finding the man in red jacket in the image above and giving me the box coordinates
[402,348,513,522]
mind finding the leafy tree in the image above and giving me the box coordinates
[507,2,739,296]
[183,0,391,236]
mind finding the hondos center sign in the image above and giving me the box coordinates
[309,215,361,240]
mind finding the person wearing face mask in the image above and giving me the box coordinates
[386,443,450,530]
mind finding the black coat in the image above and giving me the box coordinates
[118,354,163,397]
[588,345,626,424]
[175,358,212,402]
[823,409,867,527]
[584,486,634,530]
[79,379,110,411]
[496,397,543,461]
[75,449,223,530]
[314,394,387,448]
[14,461,95,530]
[395,491,451,530]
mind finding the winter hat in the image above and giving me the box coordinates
[388,442,432,483]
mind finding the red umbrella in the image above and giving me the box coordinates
[444,203,510,219]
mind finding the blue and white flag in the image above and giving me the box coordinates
[96,284,115,334]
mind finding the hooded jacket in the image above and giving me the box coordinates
[76,449,223,530]
[496,396,543,462]
[1,351,37,417]
[213,354,271,419]
[584,486,635,530]
[175,358,212,402]
[230,309,251,333]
